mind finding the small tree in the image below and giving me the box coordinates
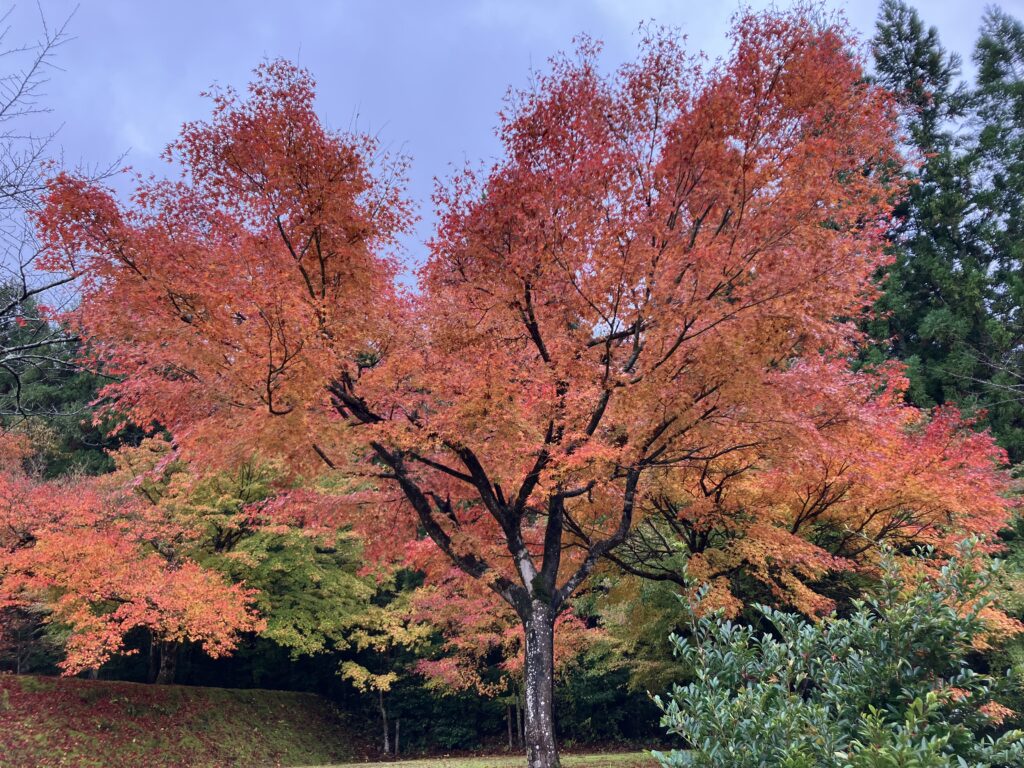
[0,436,264,677]
[338,591,431,757]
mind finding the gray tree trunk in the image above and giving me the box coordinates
[523,602,559,768]
[378,689,390,755]
[155,641,177,685]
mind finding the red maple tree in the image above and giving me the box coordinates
[35,11,1015,765]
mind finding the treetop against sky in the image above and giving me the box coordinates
[1,0,1008,276]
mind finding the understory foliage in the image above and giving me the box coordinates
[654,542,1024,768]
[0,438,265,674]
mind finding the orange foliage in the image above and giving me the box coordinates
[0,436,262,674]
[410,569,599,697]
[32,11,1013,648]
[619,360,1015,616]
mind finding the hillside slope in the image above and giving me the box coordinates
[0,674,359,767]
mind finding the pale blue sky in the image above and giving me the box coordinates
[15,0,1024,268]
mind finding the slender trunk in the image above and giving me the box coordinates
[523,602,559,768]
[147,635,159,683]
[378,688,390,755]
[394,718,400,759]
[508,703,515,750]
[155,641,177,685]
[517,696,523,747]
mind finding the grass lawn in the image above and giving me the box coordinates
[321,752,656,767]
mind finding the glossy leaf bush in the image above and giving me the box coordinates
[654,541,1024,768]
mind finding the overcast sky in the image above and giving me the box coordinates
[13,0,1024,268]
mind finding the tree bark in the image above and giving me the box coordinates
[523,602,559,768]
[517,696,523,746]
[378,688,390,755]
[508,703,515,750]
[155,641,177,685]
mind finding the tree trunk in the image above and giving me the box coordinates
[155,641,177,685]
[517,696,523,746]
[508,703,515,750]
[378,688,390,755]
[394,718,400,759]
[523,603,559,768]
[147,635,159,683]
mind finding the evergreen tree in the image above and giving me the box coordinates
[870,0,1023,460]
[973,7,1024,458]
[0,284,120,476]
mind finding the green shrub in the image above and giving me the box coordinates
[652,540,1024,768]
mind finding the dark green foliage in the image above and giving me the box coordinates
[653,543,1024,767]
[872,0,967,149]
[556,644,661,747]
[868,2,1000,432]
[0,284,131,476]
[868,1,1024,461]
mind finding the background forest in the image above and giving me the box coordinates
[4,2,1024,766]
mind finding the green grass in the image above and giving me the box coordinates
[320,752,655,767]
[1,675,661,767]
[0,674,362,767]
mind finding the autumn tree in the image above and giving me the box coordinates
[0,430,42,670]
[35,12,1017,766]
[0,436,264,679]
[107,438,374,680]
[604,361,1012,616]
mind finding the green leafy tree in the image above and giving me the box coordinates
[108,440,375,680]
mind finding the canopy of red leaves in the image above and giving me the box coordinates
[32,10,1017,625]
